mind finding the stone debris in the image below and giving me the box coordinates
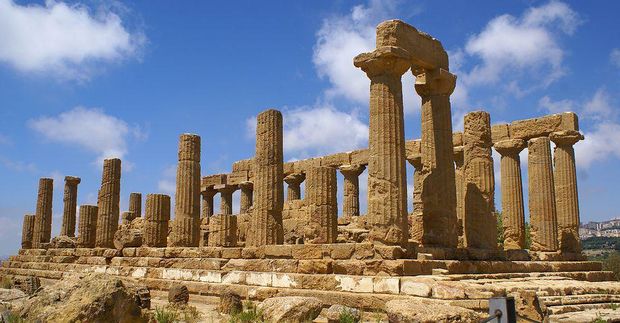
[385,299,483,323]
[168,284,189,305]
[49,235,76,249]
[14,273,149,323]
[218,291,242,314]
[323,304,361,323]
[257,296,323,323]
[11,276,40,295]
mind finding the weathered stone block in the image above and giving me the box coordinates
[221,248,242,259]
[264,245,292,258]
[353,243,374,260]
[373,277,400,294]
[335,275,373,293]
[291,245,324,259]
[400,278,432,296]
[329,244,355,259]
[298,260,332,274]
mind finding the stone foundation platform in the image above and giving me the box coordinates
[2,245,619,321]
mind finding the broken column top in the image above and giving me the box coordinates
[375,19,449,71]
[64,176,81,184]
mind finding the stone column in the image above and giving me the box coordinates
[354,46,410,246]
[208,215,237,247]
[494,139,526,250]
[215,184,235,215]
[144,194,171,247]
[121,211,136,225]
[201,188,216,219]
[32,178,53,249]
[339,164,366,218]
[239,181,254,214]
[305,166,338,244]
[528,137,559,252]
[129,192,142,218]
[550,130,584,254]
[170,134,201,247]
[77,205,98,248]
[95,158,121,248]
[414,68,458,248]
[284,173,305,201]
[407,155,424,242]
[247,109,284,246]
[60,176,81,237]
[462,111,496,250]
[453,147,465,247]
[21,214,35,249]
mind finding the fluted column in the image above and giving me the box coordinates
[60,176,81,237]
[407,155,423,242]
[77,205,98,248]
[144,194,171,247]
[201,188,216,219]
[239,181,254,214]
[208,214,237,247]
[171,134,201,247]
[414,68,458,248]
[528,137,559,252]
[216,184,236,215]
[95,158,121,248]
[305,166,338,244]
[129,192,142,218]
[550,130,584,254]
[21,214,35,249]
[339,164,366,218]
[284,173,305,201]
[354,46,410,246]
[32,178,53,249]
[247,109,284,246]
[453,147,465,247]
[494,139,526,250]
[462,111,496,250]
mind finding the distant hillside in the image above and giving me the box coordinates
[582,236,620,250]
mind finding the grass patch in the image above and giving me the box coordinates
[1,276,12,289]
[3,312,25,323]
[229,300,263,323]
[153,306,180,323]
[339,308,360,323]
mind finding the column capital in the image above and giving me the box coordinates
[238,181,254,190]
[407,154,422,169]
[201,187,217,198]
[284,173,305,186]
[214,184,236,194]
[453,146,464,164]
[339,164,366,177]
[494,139,526,156]
[64,176,81,185]
[414,68,456,96]
[550,130,584,146]
[354,46,411,78]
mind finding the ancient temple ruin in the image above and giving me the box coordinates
[3,20,619,321]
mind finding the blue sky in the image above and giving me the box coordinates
[0,0,619,256]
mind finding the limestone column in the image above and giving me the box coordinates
[215,184,235,215]
[550,130,584,254]
[21,214,35,249]
[170,134,201,247]
[239,181,254,214]
[284,173,305,201]
[305,166,338,244]
[77,205,98,248]
[528,137,559,252]
[494,139,526,250]
[414,68,458,248]
[407,155,423,242]
[462,111,496,250]
[339,164,366,218]
[208,214,237,247]
[60,176,81,237]
[32,178,53,249]
[247,109,284,246]
[201,188,216,219]
[144,194,171,247]
[354,46,410,246]
[453,147,465,247]
[95,158,121,248]
[129,192,142,218]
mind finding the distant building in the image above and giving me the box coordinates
[580,218,620,239]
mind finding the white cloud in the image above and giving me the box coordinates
[583,89,615,121]
[283,105,368,158]
[538,95,576,114]
[463,1,579,86]
[0,0,145,80]
[611,49,620,68]
[28,107,146,164]
[576,122,620,169]
[157,165,176,196]
[312,0,420,114]
[0,156,37,173]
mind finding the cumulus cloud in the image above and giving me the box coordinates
[538,95,576,114]
[157,165,176,196]
[610,48,620,68]
[283,105,368,158]
[576,122,620,169]
[0,0,145,80]
[28,107,146,164]
[463,1,579,86]
[312,0,420,114]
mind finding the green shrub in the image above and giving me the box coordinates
[229,300,263,323]
[603,252,620,281]
[153,306,179,323]
[1,276,12,289]
[4,312,25,323]
[339,307,360,323]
